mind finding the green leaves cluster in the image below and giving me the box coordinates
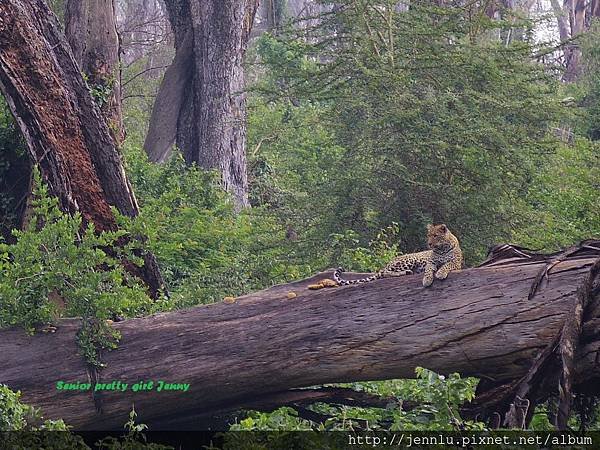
[513,140,600,250]
[230,368,482,434]
[0,384,86,450]
[0,169,155,333]
[248,1,564,266]
[0,384,69,432]
[122,148,317,306]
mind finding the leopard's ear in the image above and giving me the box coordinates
[439,224,447,233]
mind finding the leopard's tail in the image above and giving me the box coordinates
[333,267,381,285]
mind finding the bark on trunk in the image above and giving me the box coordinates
[145,0,257,211]
[1,251,599,430]
[562,0,586,81]
[0,0,164,295]
[253,0,286,36]
[552,0,587,81]
[65,0,125,143]
[592,0,600,18]
[65,0,124,142]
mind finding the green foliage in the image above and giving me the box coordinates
[0,384,37,431]
[390,368,481,430]
[0,384,70,432]
[47,0,66,24]
[512,140,600,250]
[230,368,483,434]
[0,169,156,334]
[249,2,564,266]
[96,407,173,450]
[120,54,172,149]
[76,318,121,368]
[122,146,318,305]
[230,407,313,431]
[577,23,600,140]
[83,72,115,108]
[0,96,28,238]
[0,386,171,448]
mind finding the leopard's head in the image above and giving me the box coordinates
[427,224,455,251]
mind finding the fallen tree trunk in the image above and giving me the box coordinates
[1,249,599,430]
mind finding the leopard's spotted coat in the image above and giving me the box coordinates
[333,224,462,287]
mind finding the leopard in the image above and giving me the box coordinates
[333,224,463,287]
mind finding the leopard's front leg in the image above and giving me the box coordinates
[434,260,460,281]
[422,262,435,287]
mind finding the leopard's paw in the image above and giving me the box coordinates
[422,275,434,287]
[435,269,449,280]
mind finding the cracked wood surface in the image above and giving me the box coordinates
[1,258,598,430]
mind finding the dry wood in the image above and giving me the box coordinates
[1,253,599,430]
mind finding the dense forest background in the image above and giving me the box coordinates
[1,0,600,437]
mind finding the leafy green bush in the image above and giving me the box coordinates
[389,368,481,430]
[0,169,156,333]
[230,407,313,431]
[0,385,171,448]
[512,140,600,250]
[122,146,325,306]
[0,384,69,431]
[230,368,483,433]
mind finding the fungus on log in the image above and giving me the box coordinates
[1,241,599,430]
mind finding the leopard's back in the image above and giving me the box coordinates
[384,250,433,274]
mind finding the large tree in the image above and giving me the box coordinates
[0,0,164,295]
[144,0,259,210]
[550,0,600,81]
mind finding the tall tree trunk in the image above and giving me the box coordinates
[551,0,587,81]
[592,0,600,18]
[563,0,587,81]
[254,0,287,35]
[145,0,257,211]
[65,0,124,142]
[0,0,164,295]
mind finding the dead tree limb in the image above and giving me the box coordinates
[465,242,600,428]
[1,243,599,430]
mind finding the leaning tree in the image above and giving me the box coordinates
[0,0,164,295]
